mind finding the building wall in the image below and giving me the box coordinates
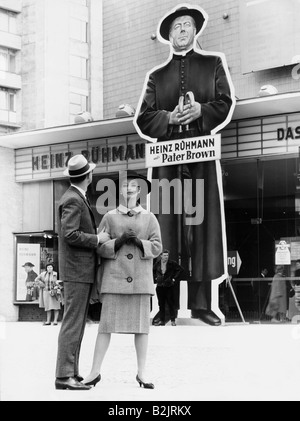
[102,0,300,119]
[20,0,104,130]
[89,0,104,120]
[0,147,22,321]
[21,0,46,130]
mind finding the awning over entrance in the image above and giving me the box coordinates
[0,117,137,149]
[233,91,300,120]
[0,91,300,150]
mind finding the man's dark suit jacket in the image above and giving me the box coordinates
[57,186,98,283]
[153,259,184,287]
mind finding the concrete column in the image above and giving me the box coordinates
[0,147,22,321]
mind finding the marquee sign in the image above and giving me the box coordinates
[15,112,300,182]
[15,135,146,182]
[277,126,300,141]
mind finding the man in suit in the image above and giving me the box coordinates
[153,249,184,326]
[55,154,110,390]
[135,4,235,325]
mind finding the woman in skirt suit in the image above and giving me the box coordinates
[83,171,162,389]
[35,263,62,325]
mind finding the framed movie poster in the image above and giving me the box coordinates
[16,243,41,302]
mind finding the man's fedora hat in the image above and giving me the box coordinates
[63,154,96,178]
[159,5,206,41]
[113,170,151,193]
[22,262,35,267]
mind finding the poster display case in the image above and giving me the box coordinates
[14,232,58,303]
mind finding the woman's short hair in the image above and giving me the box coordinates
[46,262,54,270]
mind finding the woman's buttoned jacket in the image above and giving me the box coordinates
[35,270,58,290]
[98,206,162,295]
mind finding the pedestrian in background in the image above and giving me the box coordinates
[266,265,288,323]
[35,263,61,326]
[83,171,162,389]
[55,154,110,391]
[153,249,184,326]
[288,260,300,320]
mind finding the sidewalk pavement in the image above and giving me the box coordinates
[1,320,300,402]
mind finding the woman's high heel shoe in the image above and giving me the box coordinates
[136,374,154,389]
[84,374,101,387]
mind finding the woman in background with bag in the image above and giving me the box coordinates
[35,263,62,325]
[266,265,288,323]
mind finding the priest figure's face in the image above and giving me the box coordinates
[169,15,196,52]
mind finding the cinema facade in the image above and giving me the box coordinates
[1,91,300,322]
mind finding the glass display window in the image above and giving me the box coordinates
[14,232,58,303]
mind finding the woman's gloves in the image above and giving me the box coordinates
[130,237,144,252]
[114,229,144,253]
[114,232,132,252]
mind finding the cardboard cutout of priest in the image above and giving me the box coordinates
[134,4,236,325]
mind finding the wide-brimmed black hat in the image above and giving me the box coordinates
[159,5,206,41]
[113,170,151,193]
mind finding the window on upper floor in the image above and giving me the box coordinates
[0,88,16,112]
[70,17,88,42]
[0,48,16,73]
[70,55,88,79]
[69,91,88,122]
[0,88,17,123]
[0,8,17,34]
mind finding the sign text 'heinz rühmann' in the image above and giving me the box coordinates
[145,134,221,168]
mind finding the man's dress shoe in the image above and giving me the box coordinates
[192,309,221,326]
[55,377,91,390]
[152,317,164,326]
[75,375,84,382]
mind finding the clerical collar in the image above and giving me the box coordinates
[173,48,194,58]
[117,204,143,215]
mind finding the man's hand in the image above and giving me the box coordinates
[97,227,110,244]
[169,105,182,125]
[169,102,201,126]
[177,101,201,125]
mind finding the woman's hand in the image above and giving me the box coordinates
[114,229,140,252]
[131,237,144,252]
[120,229,137,242]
